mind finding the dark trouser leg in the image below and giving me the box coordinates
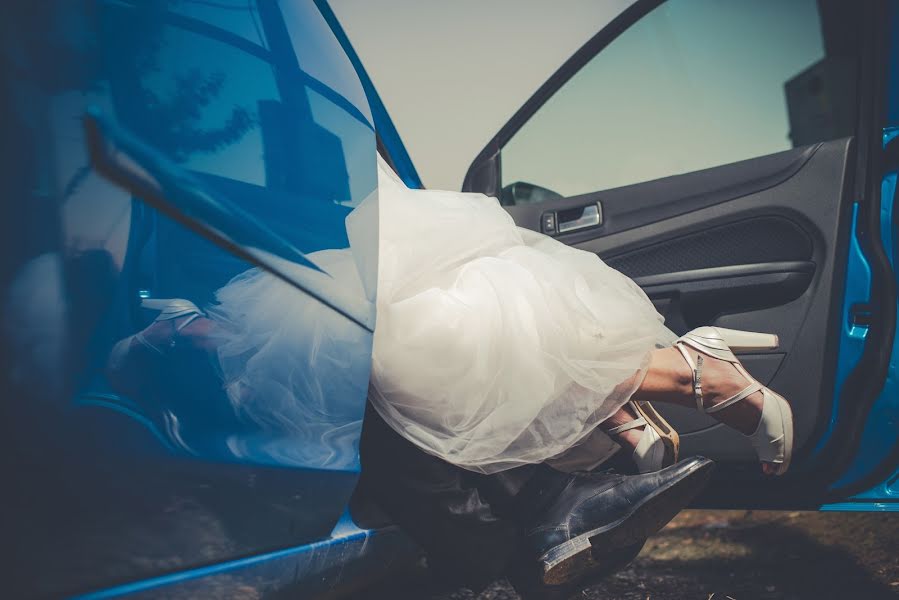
[357,402,537,590]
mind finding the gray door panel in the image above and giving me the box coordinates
[510,138,854,462]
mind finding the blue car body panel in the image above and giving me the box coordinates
[73,511,418,600]
[0,1,418,597]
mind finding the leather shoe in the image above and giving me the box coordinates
[519,457,714,590]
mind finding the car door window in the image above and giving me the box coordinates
[500,0,859,203]
[103,1,376,255]
[55,0,377,468]
[97,0,378,325]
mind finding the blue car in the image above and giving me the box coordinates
[1,0,897,597]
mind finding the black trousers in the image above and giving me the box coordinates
[356,403,572,590]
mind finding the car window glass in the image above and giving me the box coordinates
[102,1,376,257]
[500,0,858,203]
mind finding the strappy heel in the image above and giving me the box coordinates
[675,326,793,475]
[607,400,679,473]
[106,298,206,394]
[135,298,205,354]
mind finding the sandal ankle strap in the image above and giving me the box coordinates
[675,342,705,413]
[607,416,648,435]
[675,339,764,415]
[704,381,763,414]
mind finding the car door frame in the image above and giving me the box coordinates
[316,0,423,190]
[821,0,899,502]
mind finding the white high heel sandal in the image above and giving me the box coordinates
[106,298,206,388]
[674,326,794,476]
[134,298,205,354]
[607,400,679,474]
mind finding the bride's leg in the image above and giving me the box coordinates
[633,347,764,434]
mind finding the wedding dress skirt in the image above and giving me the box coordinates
[213,155,675,474]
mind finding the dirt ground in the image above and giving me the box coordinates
[370,510,899,600]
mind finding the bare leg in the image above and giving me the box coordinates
[631,347,764,432]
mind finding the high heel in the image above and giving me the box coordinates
[607,400,679,474]
[686,326,779,354]
[675,326,793,475]
[106,298,206,392]
[135,298,205,354]
[141,298,205,323]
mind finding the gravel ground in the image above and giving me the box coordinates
[364,510,899,600]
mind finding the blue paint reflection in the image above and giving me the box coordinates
[103,240,374,470]
[3,0,379,595]
[62,0,377,470]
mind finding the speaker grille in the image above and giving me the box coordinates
[604,217,813,279]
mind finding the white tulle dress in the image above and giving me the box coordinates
[212,155,675,474]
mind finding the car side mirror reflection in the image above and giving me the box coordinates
[500,180,563,206]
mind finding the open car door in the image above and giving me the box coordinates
[463,0,899,510]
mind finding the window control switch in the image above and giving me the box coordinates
[541,212,557,234]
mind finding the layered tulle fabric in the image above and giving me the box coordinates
[210,154,675,474]
[368,156,675,473]
[206,185,379,469]
[208,248,374,469]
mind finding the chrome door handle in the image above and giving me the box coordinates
[558,203,602,233]
[542,202,603,235]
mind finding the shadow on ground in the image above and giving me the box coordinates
[362,510,899,599]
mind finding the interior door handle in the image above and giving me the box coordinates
[542,202,603,235]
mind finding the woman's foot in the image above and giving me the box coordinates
[106,299,217,396]
[601,402,678,474]
[133,312,217,354]
[676,348,776,473]
[678,349,765,434]
[673,327,793,476]
[602,403,645,451]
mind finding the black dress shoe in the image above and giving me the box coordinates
[522,457,714,588]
